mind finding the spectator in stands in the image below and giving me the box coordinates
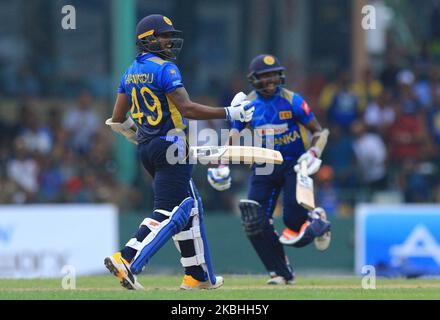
[18,102,53,155]
[6,138,39,203]
[352,121,388,191]
[38,155,63,202]
[47,107,67,145]
[62,90,101,154]
[380,51,401,90]
[413,63,440,111]
[327,71,361,132]
[0,169,17,203]
[414,42,434,82]
[387,99,429,165]
[59,149,79,184]
[364,90,396,135]
[353,67,384,110]
[322,124,357,189]
[396,69,421,115]
[316,165,339,217]
[318,70,340,110]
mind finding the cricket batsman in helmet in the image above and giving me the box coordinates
[207,54,331,284]
[104,14,254,290]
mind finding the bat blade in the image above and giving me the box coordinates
[296,162,315,211]
[190,146,283,165]
[190,146,228,161]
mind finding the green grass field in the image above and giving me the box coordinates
[1,275,440,300]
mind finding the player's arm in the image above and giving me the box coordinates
[293,93,329,175]
[166,88,253,122]
[305,118,329,159]
[204,93,250,191]
[112,93,131,122]
[227,93,254,145]
[294,117,329,175]
[105,93,138,145]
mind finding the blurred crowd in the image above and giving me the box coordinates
[309,49,440,216]
[1,43,440,217]
[0,91,146,212]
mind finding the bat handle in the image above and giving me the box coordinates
[300,160,308,176]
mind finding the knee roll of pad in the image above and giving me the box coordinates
[239,199,266,236]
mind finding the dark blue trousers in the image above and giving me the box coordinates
[248,160,309,230]
[121,137,205,280]
[138,137,193,211]
[243,160,310,280]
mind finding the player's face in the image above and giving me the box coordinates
[257,71,281,97]
[156,32,184,60]
[156,33,173,56]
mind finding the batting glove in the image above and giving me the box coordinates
[207,165,231,191]
[225,92,254,122]
[294,147,322,176]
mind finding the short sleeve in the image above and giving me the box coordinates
[159,63,184,93]
[117,73,126,94]
[292,94,314,125]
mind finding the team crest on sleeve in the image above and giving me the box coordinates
[301,101,311,116]
[279,111,292,120]
[170,69,176,75]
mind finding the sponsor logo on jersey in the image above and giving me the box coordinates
[279,111,292,120]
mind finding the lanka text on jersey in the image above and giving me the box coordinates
[231,88,313,161]
[118,53,187,143]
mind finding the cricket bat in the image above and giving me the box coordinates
[296,160,315,210]
[190,145,283,165]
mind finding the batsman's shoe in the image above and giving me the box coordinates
[311,207,331,251]
[266,275,295,285]
[279,222,310,245]
[104,252,144,290]
[180,274,224,290]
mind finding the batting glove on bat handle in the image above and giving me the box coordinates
[207,165,231,191]
[294,149,322,176]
